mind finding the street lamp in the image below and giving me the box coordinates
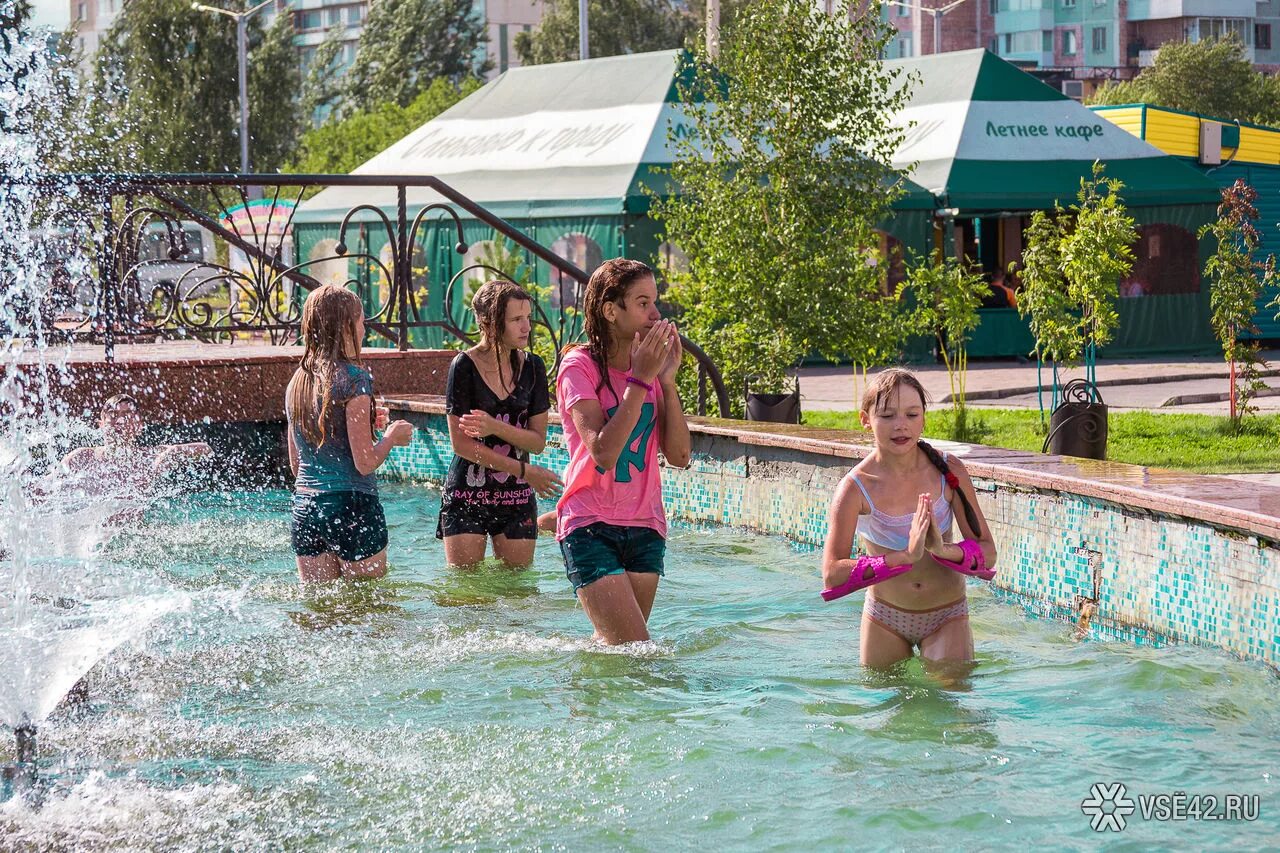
[891,0,971,57]
[192,0,275,174]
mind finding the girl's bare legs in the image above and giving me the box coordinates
[298,553,340,582]
[626,572,660,622]
[860,609,914,668]
[919,616,974,663]
[492,534,535,569]
[443,534,488,569]
[577,574,650,645]
[340,549,388,579]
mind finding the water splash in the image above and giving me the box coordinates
[0,3,181,766]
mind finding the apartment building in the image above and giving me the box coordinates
[882,0,1280,96]
[68,0,545,80]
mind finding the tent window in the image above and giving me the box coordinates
[549,233,603,311]
[870,231,906,296]
[305,238,352,289]
[1120,224,1200,298]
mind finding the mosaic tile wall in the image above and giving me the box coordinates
[384,412,1280,670]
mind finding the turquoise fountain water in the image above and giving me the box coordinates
[1,485,1275,848]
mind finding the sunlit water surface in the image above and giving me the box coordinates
[2,484,1277,850]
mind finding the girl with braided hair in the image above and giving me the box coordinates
[438,279,562,568]
[554,258,691,644]
[820,368,998,668]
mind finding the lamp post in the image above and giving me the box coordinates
[192,0,275,173]
[578,0,588,60]
[893,0,971,57]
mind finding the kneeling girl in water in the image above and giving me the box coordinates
[438,279,562,568]
[286,285,414,582]
[820,369,997,667]
[555,258,691,644]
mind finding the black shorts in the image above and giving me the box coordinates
[436,493,538,541]
[560,522,666,592]
[291,490,388,562]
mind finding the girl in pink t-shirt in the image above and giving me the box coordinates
[555,258,691,644]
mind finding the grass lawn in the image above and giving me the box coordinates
[802,408,1280,475]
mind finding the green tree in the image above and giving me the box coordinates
[246,14,303,171]
[1203,180,1275,431]
[1018,163,1137,391]
[1088,36,1279,125]
[345,0,487,111]
[904,252,989,440]
[514,0,695,65]
[651,0,911,415]
[300,25,348,125]
[85,0,300,173]
[287,77,481,176]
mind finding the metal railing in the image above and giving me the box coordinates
[22,173,730,416]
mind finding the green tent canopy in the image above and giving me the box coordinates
[884,49,1221,358]
[294,50,936,347]
[298,49,935,223]
[886,49,1221,210]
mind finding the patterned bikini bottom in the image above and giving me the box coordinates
[865,595,969,646]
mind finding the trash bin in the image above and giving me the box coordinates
[1042,379,1107,459]
[745,375,801,424]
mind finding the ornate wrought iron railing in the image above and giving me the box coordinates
[20,173,730,416]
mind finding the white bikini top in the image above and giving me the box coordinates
[848,465,953,551]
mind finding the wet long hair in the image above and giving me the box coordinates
[472,279,533,394]
[570,258,655,407]
[860,368,982,534]
[287,284,364,447]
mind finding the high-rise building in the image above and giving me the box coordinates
[67,0,546,82]
[881,0,1280,98]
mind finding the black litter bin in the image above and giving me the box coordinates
[745,375,801,424]
[1042,379,1108,459]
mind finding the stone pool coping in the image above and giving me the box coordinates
[383,394,1280,543]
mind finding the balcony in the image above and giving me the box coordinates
[994,0,1054,34]
[1126,0,1256,20]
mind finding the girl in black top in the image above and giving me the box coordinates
[438,280,563,568]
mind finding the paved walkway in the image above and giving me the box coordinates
[799,353,1280,484]
[798,352,1280,415]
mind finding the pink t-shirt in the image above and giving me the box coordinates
[555,347,666,541]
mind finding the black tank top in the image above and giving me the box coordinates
[442,350,551,507]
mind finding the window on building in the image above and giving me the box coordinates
[1062,0,1075,7]
[989,37,999,53]
[1062,29,1077,54]
[1000,31,1043,53]
[898,34,913,56]
[898,1,910,15]
[342,42,356,64]
[989,0,999,14]
[297,11,322,30]
[327,7,341,25]
[1258,23,1273,50]
[347,5,362,24]
[1043,30,1053,51]
[1196,18,1249,44]
[77,2,86,21]
[1093,0,1105,6]
[1091,26,1106,52]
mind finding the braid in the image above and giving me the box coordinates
[917,440,981,534]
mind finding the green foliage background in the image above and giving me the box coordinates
[652,0,913,416]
